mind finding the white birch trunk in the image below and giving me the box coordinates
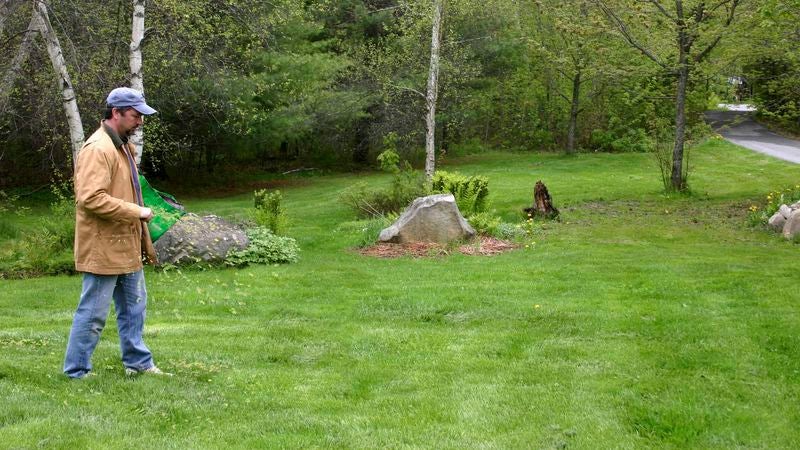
[33,0,84,167]
[424,0,443,182]
[129,0,145,164]
[0,9,36,115]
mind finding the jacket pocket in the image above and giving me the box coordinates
[90,233,140,268]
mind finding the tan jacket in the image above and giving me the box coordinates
[73,123,158,274]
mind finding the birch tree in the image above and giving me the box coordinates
[594,0,743,191]
[33,0,84,166]
[129,0,145,164]
[424,0,443,181]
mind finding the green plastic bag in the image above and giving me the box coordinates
[139,175,186,242]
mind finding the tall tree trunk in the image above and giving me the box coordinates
[0,9,35,115]
[33,0,84,168]
[566,69,582,154]
[671,31,689,191]
[129,0,146,165]
[424,0,443,182]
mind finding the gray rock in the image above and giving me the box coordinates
[783,209,800,240]
[769,211,787,232]
[779,204,793,219]
[154,213,249,265]
[379,194,475,244]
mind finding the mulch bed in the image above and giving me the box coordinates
[358,236,518,258]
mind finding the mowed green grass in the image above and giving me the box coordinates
[1,140,799,448]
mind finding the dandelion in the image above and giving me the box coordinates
[534,304,541,309]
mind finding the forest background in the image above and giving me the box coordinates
[0,0,798,189]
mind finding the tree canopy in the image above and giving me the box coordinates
[0,0,790,188]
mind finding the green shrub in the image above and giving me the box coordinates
[225,227,299,266]
[340,137,426,217]
[747,184,800,227]
[430,171,490,216]
[339,171,426,218]
[252,189,288,235]
[466,212,500,236]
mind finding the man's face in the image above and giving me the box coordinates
[115,108,144,137]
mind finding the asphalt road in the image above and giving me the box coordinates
[705,110,800,164]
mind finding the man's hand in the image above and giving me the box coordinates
[139,207,154,222]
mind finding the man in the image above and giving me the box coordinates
[63,87,169,378]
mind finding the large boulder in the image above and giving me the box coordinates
[379,194,475,244]
[154,213,249,265]
[783,209,800,240]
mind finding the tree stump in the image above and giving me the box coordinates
[523,180,559,219]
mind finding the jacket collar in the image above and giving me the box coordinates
[101,120,128,149]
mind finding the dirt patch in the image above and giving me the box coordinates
[358,236,518,258]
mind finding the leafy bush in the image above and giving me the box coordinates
[590,127,650,153]
[225,227,299,266]
[466,212,501,236]
[252,189,288,235]
[430,171,490,216]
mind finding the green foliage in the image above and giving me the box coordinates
[430,171,490,216]
[339,146,426,217]
[339,169,426,218]
[377,132,401,174]
[252,189,288,235]
[744,56,800,133]
[224,227,299,267]
[466,212,501,236]
[1,185,75,277]
[0,191,25,239]
[747,184,800,227]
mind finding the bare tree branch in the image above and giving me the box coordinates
[386,82,425,99]
[646,0,676,21]
[593,0,669,69]
[694,0,740,62]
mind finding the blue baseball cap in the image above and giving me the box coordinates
[106,87,157,115]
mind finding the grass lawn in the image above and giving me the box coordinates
[1,139,799,448]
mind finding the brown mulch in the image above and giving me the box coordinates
[358,236,518,259]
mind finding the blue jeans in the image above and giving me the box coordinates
[63,270,153,378]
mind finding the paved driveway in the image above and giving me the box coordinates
[705,110,800,164]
